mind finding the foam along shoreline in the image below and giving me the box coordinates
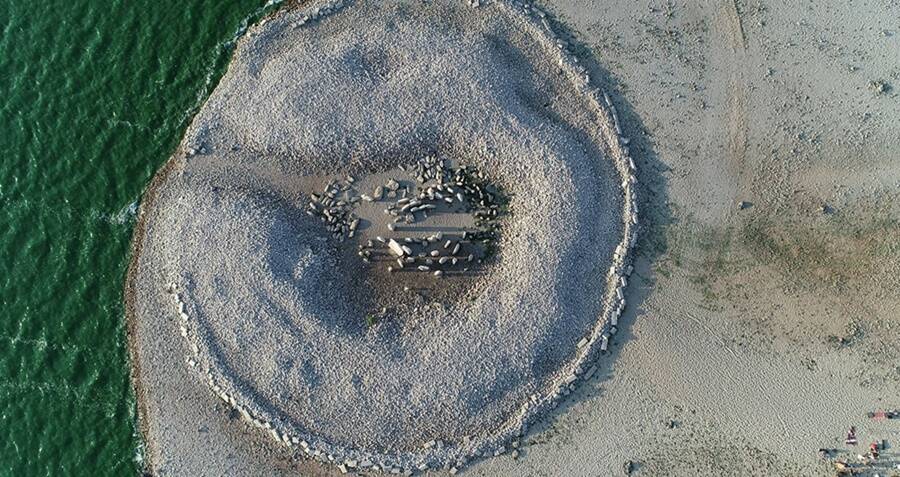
[126,0,638,474]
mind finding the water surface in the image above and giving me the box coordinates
[0,1,281,474]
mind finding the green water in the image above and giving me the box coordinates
[0,1,283,474]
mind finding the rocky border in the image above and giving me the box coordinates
[145,0,638,474]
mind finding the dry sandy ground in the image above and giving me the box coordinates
[462,1,899,475]
[131,0,900,475]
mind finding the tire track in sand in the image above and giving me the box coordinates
[721,0,749,197]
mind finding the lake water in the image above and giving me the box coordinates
[0,1,282,474]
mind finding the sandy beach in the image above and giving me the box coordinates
[126,0,900,475]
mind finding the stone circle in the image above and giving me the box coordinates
[128,0,638,473]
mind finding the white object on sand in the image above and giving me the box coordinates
[388,239,406,257]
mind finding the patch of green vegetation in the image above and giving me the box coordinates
[650,201,900,305]
[642,203,680,279]
[690,223,741,308]
[739,213,900,293]
[648,207,742,306]
[365,314,379,327]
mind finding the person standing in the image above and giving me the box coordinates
[845,426,858,445]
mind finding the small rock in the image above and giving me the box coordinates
[870,80,891,94]
[737,200,751,210]
[388,239,406,257]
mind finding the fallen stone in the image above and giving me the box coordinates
[388,239,406,257]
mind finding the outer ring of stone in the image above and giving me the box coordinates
[126,0,638,473]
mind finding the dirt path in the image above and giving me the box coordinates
[721,0,750,205]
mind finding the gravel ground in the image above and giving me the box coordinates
[127,0,635,474]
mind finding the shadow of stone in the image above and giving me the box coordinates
[390,225,472,233]
[502,1,676,470]
[279,2,676,475]
[263,199,373,338]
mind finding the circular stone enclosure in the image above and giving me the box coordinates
[128,0,637,472]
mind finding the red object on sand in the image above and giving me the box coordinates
[869,442,880,459]
[871,410,887,420]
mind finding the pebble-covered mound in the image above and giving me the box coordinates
[128,0,638,473]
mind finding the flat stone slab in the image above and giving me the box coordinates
[127,0,637,473]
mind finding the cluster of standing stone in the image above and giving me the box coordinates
[365,234,476,278]
[376,156,504,227]
[305,177,362,241]
[344,155,505,277]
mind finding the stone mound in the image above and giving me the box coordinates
[128,0,637,472]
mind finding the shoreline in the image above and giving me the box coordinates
[124,153,180,474]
